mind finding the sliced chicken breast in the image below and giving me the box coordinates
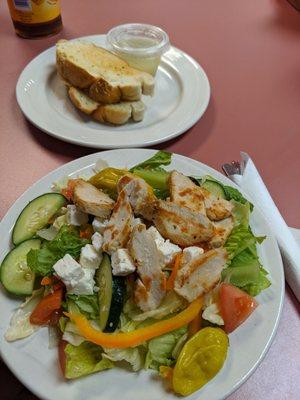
[200,187,233,221]
[117,174,156,220]
[72,179,114,219]
[174,248,227,302]
[168,171,206,214]
[102,190,133,254]
[209,217,234,248]
[153,200,214,246]
[128,224,166,311]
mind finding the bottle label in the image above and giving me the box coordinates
[8,0,61,24]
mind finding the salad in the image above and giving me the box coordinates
[0,151,270,396]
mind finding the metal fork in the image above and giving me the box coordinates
[222,161,242,177]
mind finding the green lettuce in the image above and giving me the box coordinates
[145,326,187,370]
[223,185,253,211]
[103,347,145,372]
[231,200,250,228]
[243,268,271,296]
[67,294,99,320]
[222,225,270,295]
[130,151,172,170]
[65,342,114,379]
[27,225,89,276]
[130,151,172,199]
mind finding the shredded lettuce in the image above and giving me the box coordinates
[63,321,85,346]
[125,291,186,322]
[223,225,270,295]
[27,225,89,276]
[36,225,58,241]
[66,294,99,320]
[5,288,44,342]
[103,347,145,371]
[65,342,114,379]
[145,326,187,370]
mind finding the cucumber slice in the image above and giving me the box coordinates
[12,193,66,245]
[0,239,41,295]
[201,180,226,199]
[96,254,126,332]
[96,254,112,330]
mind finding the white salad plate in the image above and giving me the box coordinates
[16,35,210,149]
[0,149,284,400]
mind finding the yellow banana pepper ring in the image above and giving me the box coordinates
[66,297,203,349]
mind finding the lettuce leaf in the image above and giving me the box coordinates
[242,268,271,296]
[223,185,253,211]
[65,342,114,379]
[145,326,187,370]
[224,226,264,261]
[130,151,172,170]
[66,294,99,320]
[27,225,89,276]
[130,151,172,199]
[223,225,270,295]
[231,200,250,228]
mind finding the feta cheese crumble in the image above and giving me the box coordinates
[92,217,109,234]
[182,246,204,264]
[91,232,103,253]
[111,249,136,276]
[147,226,181,268]
[53,254,95,295]
[80,244,103,270]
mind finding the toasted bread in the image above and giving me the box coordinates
[68,87,145,125]
[56,40,155,104]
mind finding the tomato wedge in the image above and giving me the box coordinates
[219,283,258,333]
[30,287,63,325]
[58,340,67,378]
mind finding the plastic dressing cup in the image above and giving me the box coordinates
[106,23,170,76]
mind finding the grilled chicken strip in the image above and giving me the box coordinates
[169,170,232,221]
[153,200,214,246]
[103,190,133,254]
[201,187,233,221]
[128,224,166,311]
[168,171,206,214]
[117,175,156,220]
[174,248,227,302]
[72,179,115,219]
[209,217,234,248]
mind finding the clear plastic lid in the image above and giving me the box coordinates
[106,23,170,58]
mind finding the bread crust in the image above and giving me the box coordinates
[67,86,145,125]
[56,40,155,104]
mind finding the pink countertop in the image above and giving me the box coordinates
[0,1,299,399]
